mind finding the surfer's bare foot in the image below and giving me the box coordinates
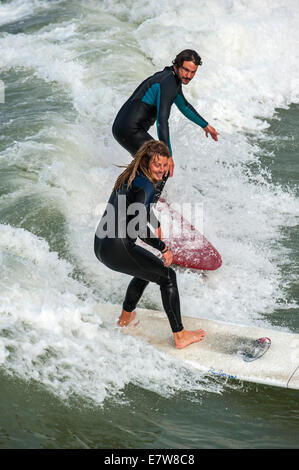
[173,328,205,349]
[117,309,139,327]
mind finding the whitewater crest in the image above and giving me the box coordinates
[0,0,298,404]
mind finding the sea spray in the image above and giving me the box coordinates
[0,0,298,404]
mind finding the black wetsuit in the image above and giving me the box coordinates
[94,170,183,333]
[112,65,208,156]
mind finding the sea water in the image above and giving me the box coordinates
[0,0,298,449]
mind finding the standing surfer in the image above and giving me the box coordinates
[94,140,205,349]
[112,49,219,187]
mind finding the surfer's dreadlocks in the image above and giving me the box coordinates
[114,140,170,191]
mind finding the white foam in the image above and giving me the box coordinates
[1,0,297,326]
[0,0,64,27]
[129,0,299,130]
[1,0,299,403]
[0,224,219,403]
[0,0,38,27]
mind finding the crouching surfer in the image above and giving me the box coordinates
[94,140,205,349]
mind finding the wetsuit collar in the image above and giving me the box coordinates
[136,169,146,177]
[168,65,180,84]
[137,169,157,187]
[164,65,175,75]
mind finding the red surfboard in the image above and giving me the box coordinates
[154,198,222,271]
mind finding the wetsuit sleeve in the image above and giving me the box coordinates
[133,185,166,252]
[174,90,208,128]
[140,222,164,251]
[156,77,176,156]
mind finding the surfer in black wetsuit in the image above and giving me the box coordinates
[112,49,219,184]
[94,140,205,349]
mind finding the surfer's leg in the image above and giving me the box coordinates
[112,120,154,156]
[123,277,150,312]
[105,243,183,333]
[95,238,204,345]
[117,246,205,343]
[158,268,206,348]
[126,246,184,333]
[112,100,155,156]
[118,277,149,327]
[119,263,205,347]
[159,267,183,333]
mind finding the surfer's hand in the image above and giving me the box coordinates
[204,125,219,141]
[163,249,173,267]
[166,157,174,177]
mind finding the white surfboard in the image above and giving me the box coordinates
[95,303,299,391]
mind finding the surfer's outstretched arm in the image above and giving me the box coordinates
[174,91,219,141]
[174,91,208,128]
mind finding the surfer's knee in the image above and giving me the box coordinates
[167,267,178,286]
[159,267,178,290]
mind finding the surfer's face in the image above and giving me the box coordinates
[175,60,198,84]
[148,155,169,181]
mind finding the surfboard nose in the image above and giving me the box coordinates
[157,198,222,271]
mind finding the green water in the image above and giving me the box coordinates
[253,105,299,332]
[0,0,298,451]
[1,372,298,449]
